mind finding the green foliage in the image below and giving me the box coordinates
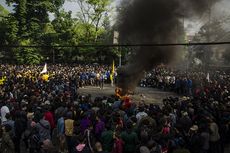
[14,39,43,64]
[0,5,10,43]
[76,0,111,42]
[17,0,27,36]
[2,0,65,64]
[191,19,229,65]
[1,15,18,43]
[0,0,115,64]
[0,4,9,19]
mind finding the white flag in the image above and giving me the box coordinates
[206,73,210,82]
[40,63,47,74]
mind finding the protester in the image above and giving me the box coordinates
[36,113,51,142]
[121,122,138,153]
[1,102,10,123]
[1,124,15,153]
[65,112,75,153]
[0,64,230,153]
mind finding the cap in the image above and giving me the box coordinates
[190,125,198,131]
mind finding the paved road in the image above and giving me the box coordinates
[78,85,178,105]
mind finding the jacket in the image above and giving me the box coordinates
[1,132,15,153]
[36,119,51,141]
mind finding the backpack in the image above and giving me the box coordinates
[29,127,41,146]
[32,133,40,144]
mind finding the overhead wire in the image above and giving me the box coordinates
[1,41,230,48]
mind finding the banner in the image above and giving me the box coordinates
[40,63,47,74]
[110,60,115,85]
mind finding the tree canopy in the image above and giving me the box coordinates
[0,0,117,64]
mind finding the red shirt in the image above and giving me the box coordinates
[112,138,124,153]
[44,111,55,129]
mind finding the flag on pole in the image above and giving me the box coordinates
[0,76,6,85]
[42,74,49,81]
[110,60,115,86]
[40,63,47,74]
[206,73,210,82]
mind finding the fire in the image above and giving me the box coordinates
[115,87,123,99]
[115,87,132,109]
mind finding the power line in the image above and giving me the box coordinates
[1,41,230,48]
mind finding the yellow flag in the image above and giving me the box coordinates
[110,60,115,82]
[0,76,6,85]
[42,74,49,81]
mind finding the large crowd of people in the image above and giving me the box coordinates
[140,67,230,97]
[0,64,230,153]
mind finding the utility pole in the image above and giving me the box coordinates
[113,31,121,66]
[52,49,55,63]
[119,50,121,67]
[205,0,212,71]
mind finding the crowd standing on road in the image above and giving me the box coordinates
[0,64,230,153]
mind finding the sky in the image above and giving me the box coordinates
[1,0,230,35]
[0,0,13,12]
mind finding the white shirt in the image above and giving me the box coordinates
[136,112,148,122]
[1,105,10,123]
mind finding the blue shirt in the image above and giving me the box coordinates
[57,117,64,135]
[187,79,193,88]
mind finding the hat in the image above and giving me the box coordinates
[74,101,79,105]
[21,99,28,104]
[44,100,50,105]
[102,100,107,103]
[140,146,150,153]
[190,125,198,131]
[182,111,188,116]
[27,112,34,119]
[181,96,189,101]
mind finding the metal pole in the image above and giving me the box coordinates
[52,49,55,63]
[206,0,212,70]
[119,48,121,67]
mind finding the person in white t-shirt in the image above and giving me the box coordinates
[1,104,10,123]
[136,107,148,123]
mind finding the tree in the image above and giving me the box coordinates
[17,0,27,36]
[75,0,112,42]
[3,0,65,64]
[1,0,115,64]
[50,10,76,62]
[0,4,11,43]
[14,39,43,64]
[25,0,65,37]
[0,4,9,20]
[191,18,230,66]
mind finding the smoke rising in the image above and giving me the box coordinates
[117,0,221,95]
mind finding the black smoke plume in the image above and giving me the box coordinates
[117,0,221,95]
